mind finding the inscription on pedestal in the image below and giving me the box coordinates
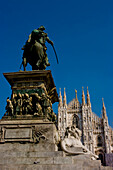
[5,128,32,139]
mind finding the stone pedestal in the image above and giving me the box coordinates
[0,119,58,151]
[3,70,58,104]
[1,70,59,147]
[3,70,58,120]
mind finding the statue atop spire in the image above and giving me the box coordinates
[63,88,67,106]
[82,87,85,106]
[75,89,78,101]
[58,88,62,107]
[87,87,91,107]
[102,98,107,119]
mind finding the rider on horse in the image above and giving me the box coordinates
[22,26,53,70]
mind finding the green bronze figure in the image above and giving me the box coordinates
[21,26,58,70]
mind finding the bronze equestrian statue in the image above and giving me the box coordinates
[21,26,58,71]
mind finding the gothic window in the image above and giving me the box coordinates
[97,136,102,147]
[106,135,108,139]
[73,114,79,128]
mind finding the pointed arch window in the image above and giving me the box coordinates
[73,114,79,128]
[97,135,103,147]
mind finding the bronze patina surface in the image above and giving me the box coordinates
[3,70,58,121]
[21,26,58,71]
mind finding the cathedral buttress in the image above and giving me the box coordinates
[58,88,67,139]
[102,98,111,153]
[82,87,94,153]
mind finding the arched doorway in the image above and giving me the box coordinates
[98,153,104,165]
[96,150,105,166]
[95,148,105,166]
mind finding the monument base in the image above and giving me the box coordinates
[0,119,58,151]
[0,119,112,170]
[0,147,111,170]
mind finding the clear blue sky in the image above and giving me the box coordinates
[0,0,113,127]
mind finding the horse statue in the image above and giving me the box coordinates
[21,26,58,71]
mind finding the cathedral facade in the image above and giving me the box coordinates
[57,87,113,164]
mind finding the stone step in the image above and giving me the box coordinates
[0,151,65,158]
[72,158,101,167]
[101,167,113,170]
[0,156,111,169]
[0,143,56,152]
[0,156,101,167]
[0,164,109,170]
[0,157,73,165]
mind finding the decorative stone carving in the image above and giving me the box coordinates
[22,93,33,115]
[32,126,49,143]
[4,90,56,122]
[5,97,13,116]
[61,126,98,159]
[16,93,22,115]
[3,70,58,123]
[12,93,17,115]
[40,93,50,118]
[30,93,42,116]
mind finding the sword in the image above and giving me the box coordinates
[19,57,27,71]
[20,61,23,70]
[52,44,59,64]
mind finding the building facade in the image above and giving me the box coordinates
[58,87,113,164]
